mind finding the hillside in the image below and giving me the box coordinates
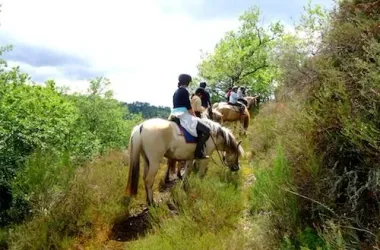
[123,101,171,119]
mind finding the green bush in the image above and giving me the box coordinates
[267,0,380,247]
[0,68,78,225]
[0,48,141,227]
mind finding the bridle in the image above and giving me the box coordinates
[209,130,241,169]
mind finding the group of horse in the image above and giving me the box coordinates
[125,95,258,206]
[203,96,258,135]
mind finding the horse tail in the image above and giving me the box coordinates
[126,124,143,196]
[243,111,250,129]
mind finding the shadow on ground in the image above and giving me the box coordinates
[109,177,181,242]
[108,209,151,242]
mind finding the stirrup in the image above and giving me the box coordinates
[195,154,209,160]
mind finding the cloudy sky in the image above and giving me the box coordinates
[0,0,334,107]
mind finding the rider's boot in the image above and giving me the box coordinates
[194,122,210,159]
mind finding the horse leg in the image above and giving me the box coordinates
[197,160,209,178]
[239,117,245,136]
[181,160,193,191]
[177,161,185,180]
[165,158,176,183]
[144,160,160,206]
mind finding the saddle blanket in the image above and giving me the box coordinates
[174,123,198,143]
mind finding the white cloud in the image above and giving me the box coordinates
[0,0,239,106]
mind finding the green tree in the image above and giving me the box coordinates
[273,0,329,99]
[125,101,170,119]
[67,77,140,157]
[197,6,284,100]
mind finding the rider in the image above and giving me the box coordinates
[171,74,211,159]
[225,87,232,102]
[228,86,245,115]
[197,82,213,117]
[191,88,205,118]
[237,86,248,106]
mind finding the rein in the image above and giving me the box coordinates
[210,134,228,168]
[209,129,241,170]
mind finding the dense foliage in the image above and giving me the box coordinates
[0,47,141,228]
[249,0,380,248]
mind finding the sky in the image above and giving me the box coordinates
[0,0,334,107]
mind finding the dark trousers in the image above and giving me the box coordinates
[228,102,245,114]
[195,120,210,158]
[238,98,248,106]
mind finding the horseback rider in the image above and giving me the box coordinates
[197,82,213,118]
[191,88,205,118]
[237,86,248,106]
[225,87,232,102]
[170,74,211,159]
[228,86,245,115]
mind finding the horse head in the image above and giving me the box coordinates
[202,119,244,172]
[219,132,244,172]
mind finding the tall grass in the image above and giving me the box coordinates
[251,145,299,232]
[7,151,129,250]
[126,168,245,250]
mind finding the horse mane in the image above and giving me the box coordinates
[200,118,244,156]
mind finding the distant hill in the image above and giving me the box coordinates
[122,101,170,119]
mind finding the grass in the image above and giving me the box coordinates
[6,151,130,250]
[126,173,244,250]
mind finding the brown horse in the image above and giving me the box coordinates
[125,118,244,206]
[244,96,258,110]
[214,103,250,135]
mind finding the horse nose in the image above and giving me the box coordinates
[231,164,240,172]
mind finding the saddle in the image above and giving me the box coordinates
[168,115,198,143]
[227,102,245,115]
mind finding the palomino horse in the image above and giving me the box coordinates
[164,109,224,184]
[165,109,224,183]
[214,103,250,135]
[125,118,244,206]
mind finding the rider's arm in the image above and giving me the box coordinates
[181,88,196,116]
[207,92,212,107]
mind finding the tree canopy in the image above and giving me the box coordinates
[197,6,284,100]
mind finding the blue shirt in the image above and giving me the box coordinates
[229,92,238,104]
